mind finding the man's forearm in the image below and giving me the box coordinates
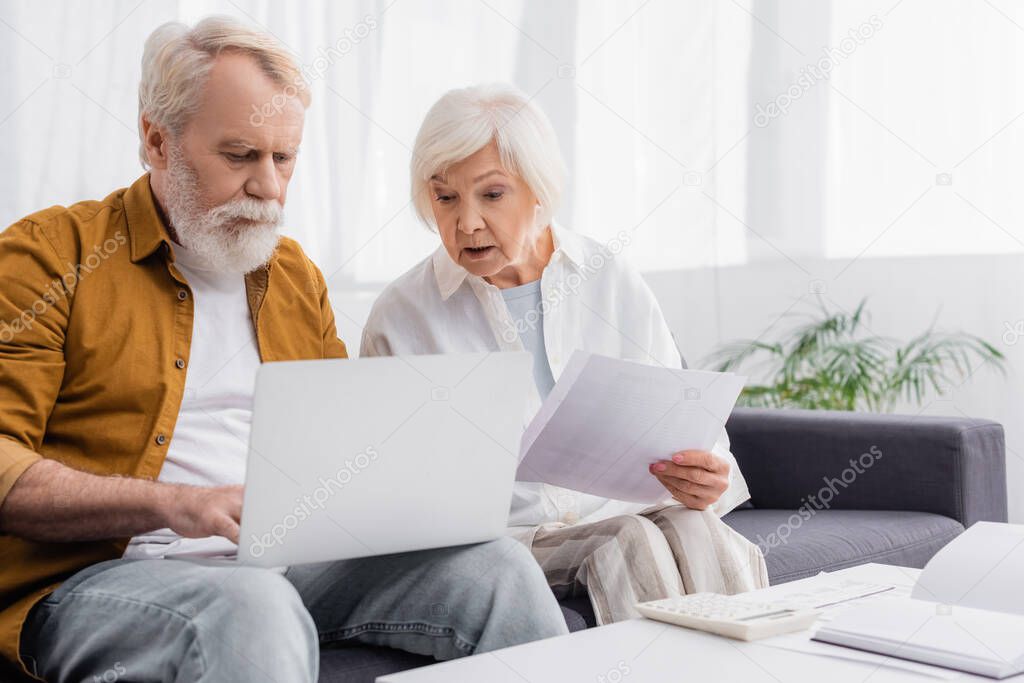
[0,459,174,542]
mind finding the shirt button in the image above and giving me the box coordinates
[175,358,186,369]
[177,289,188,301]
[155,434,167,446]
[561,511,580,525]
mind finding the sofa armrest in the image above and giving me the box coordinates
[724,407,1007,528]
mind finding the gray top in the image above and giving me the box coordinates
[500,279,556,399]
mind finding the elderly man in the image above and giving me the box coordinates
[0,16,567,683]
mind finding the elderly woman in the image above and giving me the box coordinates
[361,84,767,624]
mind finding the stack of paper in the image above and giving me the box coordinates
[515,351,746,503]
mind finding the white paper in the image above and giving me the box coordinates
[519,350,589,458]
[763,637,962,679]
[516,351,746,503]
[749,574,901,611]
[911,522,1024,616]
[752,566,963,679]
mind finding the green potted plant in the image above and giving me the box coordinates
[704,298,1006,412]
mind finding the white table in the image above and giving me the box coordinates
[379,563,1023,683]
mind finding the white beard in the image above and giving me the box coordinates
[162,145,284,274]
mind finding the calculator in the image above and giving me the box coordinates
[636,592,821,641]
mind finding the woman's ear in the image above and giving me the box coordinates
[533,202,549,229]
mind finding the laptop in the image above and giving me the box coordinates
[235,351,531,567]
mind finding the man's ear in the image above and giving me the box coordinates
[141,114,170,170]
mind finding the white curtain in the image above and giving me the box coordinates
[824,0,1024,260]
[742,0,1024,265]
[5,0,1017,292]
[0,0,752,292]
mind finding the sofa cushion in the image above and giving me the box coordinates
[558,595,596,630]
[722,509,964,584]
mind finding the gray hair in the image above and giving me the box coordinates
[138,15,310,167]
[410,83,567,229]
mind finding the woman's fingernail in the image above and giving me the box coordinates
[672,454,684,464]
[654,463,667,472]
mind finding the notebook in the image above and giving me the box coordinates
[813,523,1024,679]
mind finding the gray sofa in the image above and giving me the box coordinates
[317,407,1007,682]
[3,408,1005,682]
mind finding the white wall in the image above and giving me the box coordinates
[330,253,1024,522]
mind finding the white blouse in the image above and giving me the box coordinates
[360,223,750,529]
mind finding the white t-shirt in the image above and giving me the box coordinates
[124,242,261,560]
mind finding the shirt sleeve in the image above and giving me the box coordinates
[358,330,381,357]
[708,427,751,517]
[311,262,348,360]
[0,220,72,508]
[358,302,393,358]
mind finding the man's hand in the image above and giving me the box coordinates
[162,484,244,545]
[649,450,729,510]
[0,459,244,544]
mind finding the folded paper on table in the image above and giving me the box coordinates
[516,350,746,503]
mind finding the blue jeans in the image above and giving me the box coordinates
[19,538,568,682]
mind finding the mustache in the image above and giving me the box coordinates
[207,197,283,225]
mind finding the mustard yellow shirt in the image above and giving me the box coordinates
[0,174,347,675]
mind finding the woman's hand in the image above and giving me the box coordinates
[649,450,729,510]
